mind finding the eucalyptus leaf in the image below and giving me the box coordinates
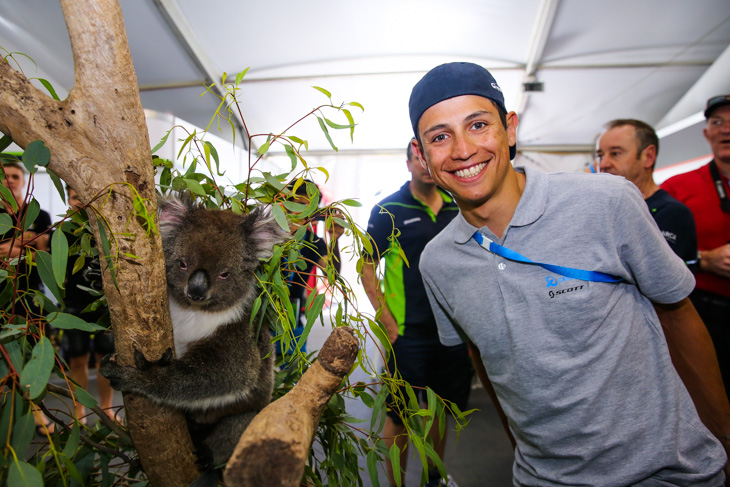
[271,204,290,232]
[19,336,54,400]
[35,250,64,303]
[8,459,43,487]
[22,199,40,231]
[51,229,69,289]
[46,312,105,332]
[38,78,60,100]
[22,140,51,173]
[46,168,66,204]
[10,404,35,458]
[0,213,13,237]
[0,184,18,212]
[151,130,171,154]
[316,117,338,152]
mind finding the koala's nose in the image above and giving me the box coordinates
[187,270,210,302]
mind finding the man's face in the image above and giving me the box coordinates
[67,188,83,211]
[2,166,25,202]
[595,125,647,184]
[406,151,434,186]
[704,105,730,164]
[412,95,517,211]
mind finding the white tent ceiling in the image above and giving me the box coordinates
[1,0,729,171]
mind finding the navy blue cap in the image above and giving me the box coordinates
[409,62,516,160]
[705,95,730,119]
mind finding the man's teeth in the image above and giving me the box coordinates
[454,163,486,178]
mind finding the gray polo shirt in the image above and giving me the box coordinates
[420,167,725,486]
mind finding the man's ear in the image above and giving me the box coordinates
[506,111,519,148]
[641,144,657,169]
[411,139,428,169]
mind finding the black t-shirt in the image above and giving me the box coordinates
[645,189,698,264]
[1,205,52,292]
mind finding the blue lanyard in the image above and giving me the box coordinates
[472,232,623,283]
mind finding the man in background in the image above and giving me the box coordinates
[596,118,697,263]
[362,140,471,487]
[663,95,730,400]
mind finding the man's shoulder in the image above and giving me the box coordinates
[420,218,460,269]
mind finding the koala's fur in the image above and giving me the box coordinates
[101,194,287,468]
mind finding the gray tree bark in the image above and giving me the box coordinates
[0,1,199,485]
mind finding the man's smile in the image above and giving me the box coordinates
[453,161,487,179]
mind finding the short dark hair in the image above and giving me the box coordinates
[406,139,415,161]
[604,119,659,157]
[2,161,25,173]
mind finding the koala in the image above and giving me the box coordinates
[101,194,288,469]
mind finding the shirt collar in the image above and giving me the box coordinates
[451,166,548,244]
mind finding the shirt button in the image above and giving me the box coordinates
[498,262,506,270]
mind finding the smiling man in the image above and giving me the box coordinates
[410,62,730,486]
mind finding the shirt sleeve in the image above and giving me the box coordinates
[652,202,698,264]
[613,182,695,304]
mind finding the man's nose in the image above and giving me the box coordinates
[451,133,477,160]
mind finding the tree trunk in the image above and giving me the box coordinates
[0,1,199,485]
[224,327,360,487]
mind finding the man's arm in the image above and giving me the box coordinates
[655,298,730,461]
[699,243,730,279]
[468,342,515,449]
[361,259,399,344]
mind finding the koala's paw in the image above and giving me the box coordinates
[99,354,131,391]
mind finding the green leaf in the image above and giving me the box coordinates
[389,443,402,487]
[151,130,171,155]
[22,140,51,173]
[73,385,99,409]
[0,323,25,341]
[348,101,365,111]
[37,78,60,100]
[183,178,207,196]
[62,421,81,458]
[342,108,356,141]
[288,135,309,151]
[0,134,13,152]
[204,141,222,176]
[46,168,66,204]
[22,199,40,231]
[235,67,250,86]
[19,336,54,400]
[46,312,104,332]
[312,86,332,98]
[96,220,118,290]
[10,404,35,459]
[258,135,272,156]
[284,144,298,172]
[8,459,43,487]
[0,213,13,237]
[271,204,290,232]
[51,229,68,289]
[249,295,262,325]
[316,116,338,152]
[0,183,18,212]
[323,117,354,130]
[35,250,64,303]
[341,198,362,207]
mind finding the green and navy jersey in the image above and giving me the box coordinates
[366,181,458,337]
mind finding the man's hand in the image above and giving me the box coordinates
[700,244,730,279]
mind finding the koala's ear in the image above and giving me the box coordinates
[158,193,193,236]
[244,206,289,260]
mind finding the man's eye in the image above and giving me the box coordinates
[472,121,487,130]
[611,151,622,158]
[432,134,447,142]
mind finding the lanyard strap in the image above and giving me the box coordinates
[709,160,730,213]
[472,232,623,283]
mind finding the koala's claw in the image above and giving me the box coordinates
[133,347,173,370]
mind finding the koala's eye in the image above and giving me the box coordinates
[218,271,230,280]
[178,260,187,270]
